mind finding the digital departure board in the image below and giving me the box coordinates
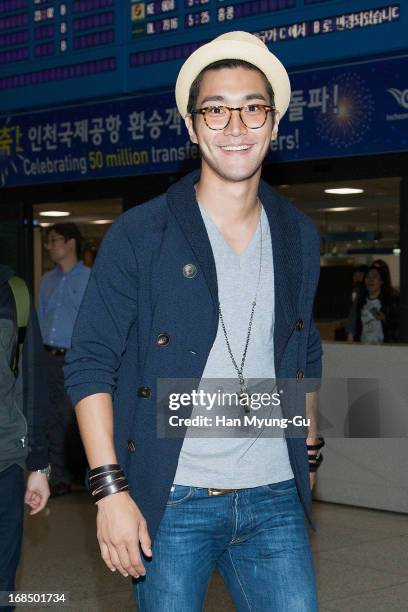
[0,0,406,113]
[128,1,297,40]
[0,1,120,61]
[0,0,125,111]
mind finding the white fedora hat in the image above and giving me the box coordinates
[175,31,291,119]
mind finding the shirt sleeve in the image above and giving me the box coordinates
[64,216,139,407]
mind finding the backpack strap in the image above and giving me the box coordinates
[7,275,30,377]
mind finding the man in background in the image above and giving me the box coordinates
[38,223,90,496]
[0,265,50,610]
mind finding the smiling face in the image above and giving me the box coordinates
[185,66,279,184]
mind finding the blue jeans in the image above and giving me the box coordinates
[0,465,25,611]
[133,478,318,611]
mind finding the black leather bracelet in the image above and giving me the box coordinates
[308,453,323,472]
[307,437,325,472]
[306,437,325,451]
[93,482,129,503]
[88,464,129,502]
[89,469,125,491]
[91,476,128,497]
[88,464,121,480]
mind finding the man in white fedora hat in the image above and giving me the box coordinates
[65,30,323,611]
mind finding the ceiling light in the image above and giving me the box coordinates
[39,222,52,227]
[324,188,364,195]
[321,207,360,212]
[92,219,113,225]
[39,211,71,217]
[393,248,401,254]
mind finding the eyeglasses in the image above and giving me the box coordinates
[191,104,275,130]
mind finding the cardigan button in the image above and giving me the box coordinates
[127,440,136,453]
[296,369,304,381]
[296,319,304,331]
[137,386,151,398]
[182,263,197,278]
[157,333,170,346]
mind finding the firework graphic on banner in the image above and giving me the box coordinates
[316,73,375,149]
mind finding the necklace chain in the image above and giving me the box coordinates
[218,199,263,398]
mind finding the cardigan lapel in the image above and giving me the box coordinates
[166,170,219,310]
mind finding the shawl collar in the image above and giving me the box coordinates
[167,170,219,310]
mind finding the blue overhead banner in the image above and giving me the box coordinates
[0,53,407,187]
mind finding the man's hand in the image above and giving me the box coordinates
[96,491,152,579]
[25,472,50,515]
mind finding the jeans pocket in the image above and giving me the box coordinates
[265,478,297,496]
[166,484,194,506]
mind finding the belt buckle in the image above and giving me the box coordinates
[208,488,226,496]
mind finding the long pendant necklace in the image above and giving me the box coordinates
[218,200,263,414]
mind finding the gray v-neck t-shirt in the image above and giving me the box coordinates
[173,203,293,488]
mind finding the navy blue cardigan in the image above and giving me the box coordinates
[64,170,322,540]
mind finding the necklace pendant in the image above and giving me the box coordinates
[238,390,251,414]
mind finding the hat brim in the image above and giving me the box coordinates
[175,39,291,119]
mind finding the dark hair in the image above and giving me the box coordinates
[187,59,275,119]
[354,260,399,342]
[361,262,393,302]
[46,222,83,258]
[354,264,369,275]
[371,259,392,291]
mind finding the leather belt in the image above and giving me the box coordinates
[44,345,67,356]
[207,488,241,496]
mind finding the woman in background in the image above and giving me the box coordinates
[347,260,400,344]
